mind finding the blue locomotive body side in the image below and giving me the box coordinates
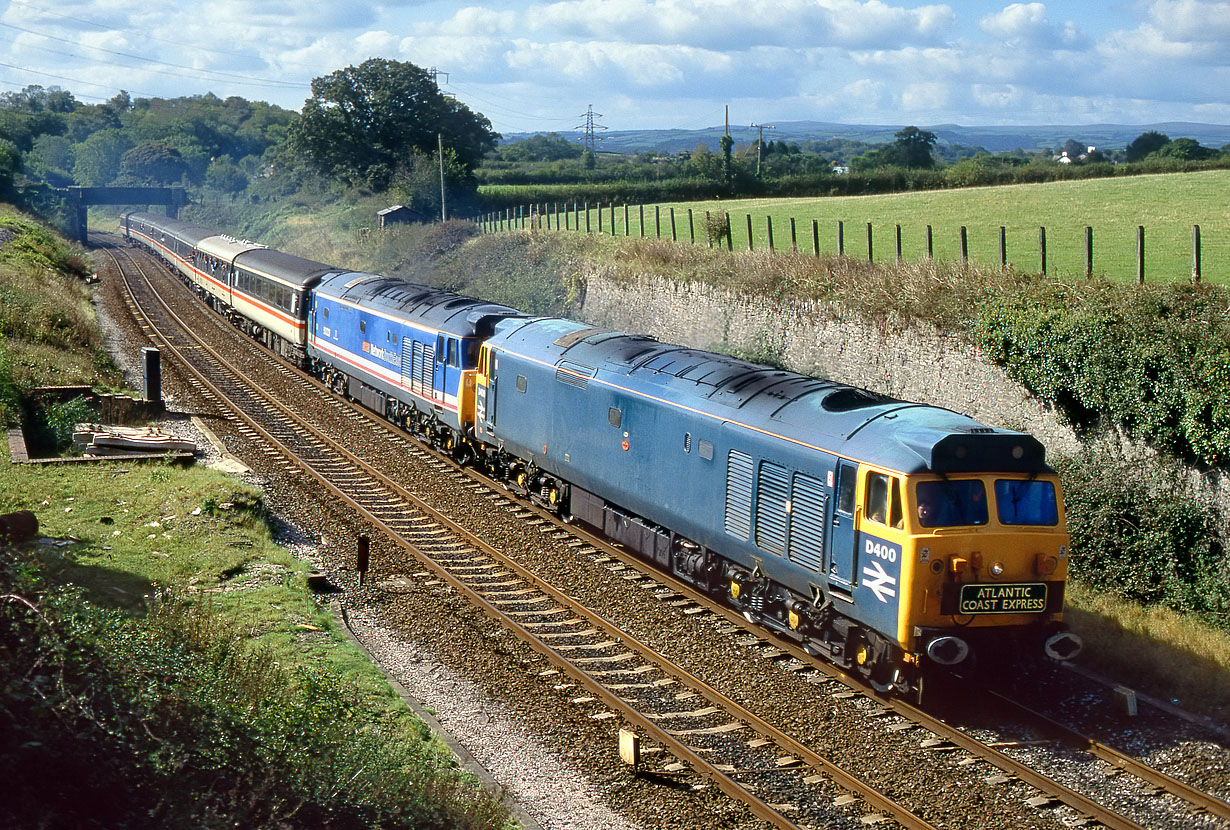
[480,317,921,638]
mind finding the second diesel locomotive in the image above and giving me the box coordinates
[121,210,1082,695]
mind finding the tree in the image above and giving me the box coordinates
[500,133,582,162]
[71,129,133,186]
[1155,137,1214,161]
[204,155,249,195]
[287,58,498,190]
[116,141,188,185]
[1125,131,1170,163]
[885,126,938,168]
[719,133,734,187]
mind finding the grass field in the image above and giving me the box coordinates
[508,170,1230,284]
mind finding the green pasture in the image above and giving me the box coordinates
[497,170,1230,284]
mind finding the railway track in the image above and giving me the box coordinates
[97,233,1230,830]
[96,239,942,828]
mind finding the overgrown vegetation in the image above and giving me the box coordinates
[0,547,508,830]
[0,208,120,424]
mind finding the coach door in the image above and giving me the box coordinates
[828,462,859,590]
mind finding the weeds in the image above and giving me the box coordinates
[0,556,510,830]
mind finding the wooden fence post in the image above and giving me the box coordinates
[766,216,774,251]
[639,204,645,237]
[895,224,902,262]
[790,217,798,253]
[1137,226,1145,283]
[925,224,933,258]
[597,203,602,233]
[960,226,968,266]
[866,221,873,262]
[1000,226,1007,268]
[812,219,819,257]
[624,204,630,236]
[725,212,733,250]
[655,205,661,239]
[837,220,844,256]
[1193,225,1202,284]
[1084,226,1093,278]
[746,214,754,251]
[706,211,712,248]
[670,208,677,241]
[1039,226,1047,275]
[609,203,615,236]
[688,208,694,244]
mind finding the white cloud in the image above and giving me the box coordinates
[979,3,1084,48]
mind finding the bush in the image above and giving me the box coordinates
[1057,448,1229,621]
[0,556,509,830]
[976,281,1230,467]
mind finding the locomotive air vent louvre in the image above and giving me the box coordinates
[555,360,595,389]
[965,427,995,434]
[555,368,588,389]
[787,474,827,573]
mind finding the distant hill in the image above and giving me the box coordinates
[500,121,1230,155]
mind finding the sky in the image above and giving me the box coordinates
[1,0,1228,136]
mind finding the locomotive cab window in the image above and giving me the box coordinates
[836,463,856,515]
[994,479,1058,526]
[865,473,890,524]
[447,338,459,368]
[915,479,989,527]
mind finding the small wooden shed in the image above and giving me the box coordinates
[377,205,413,230]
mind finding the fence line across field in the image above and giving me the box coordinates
[477,203,1221,284]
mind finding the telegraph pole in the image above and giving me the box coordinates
[750,122,775,176]
[438,132,446,222]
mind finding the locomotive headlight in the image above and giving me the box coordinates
[989,561,1005,577]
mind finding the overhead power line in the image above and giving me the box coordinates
[0,20,308,90]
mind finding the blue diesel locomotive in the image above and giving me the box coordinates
[122,211,1081,695]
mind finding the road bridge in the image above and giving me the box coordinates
[65,186,188,244]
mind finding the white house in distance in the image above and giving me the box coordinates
[1056,146,1097,164]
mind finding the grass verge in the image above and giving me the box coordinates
[0,450,510,829]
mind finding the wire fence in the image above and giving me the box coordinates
[475,201,1229,284]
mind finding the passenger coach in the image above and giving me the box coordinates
[123,211,335,366]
